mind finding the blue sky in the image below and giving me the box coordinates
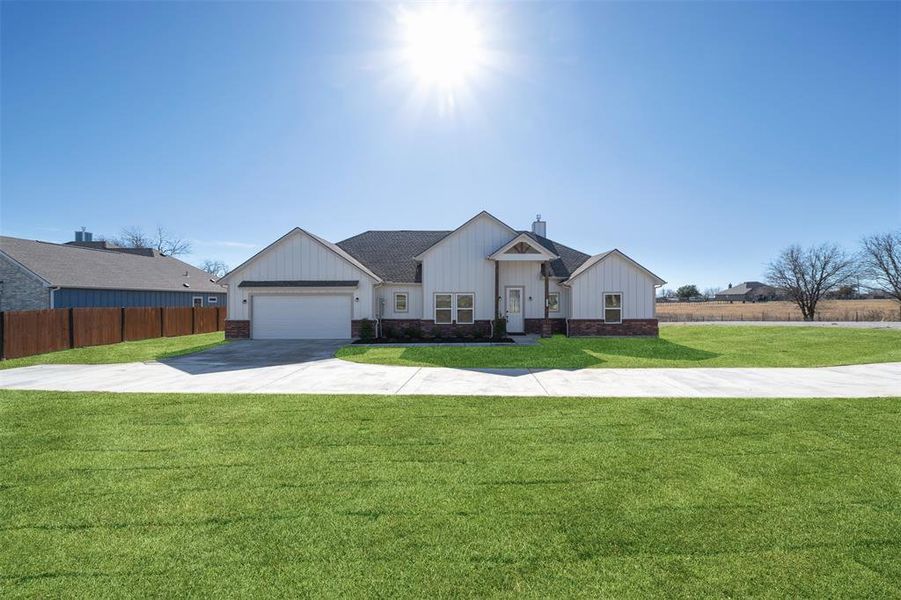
[2,1,898,291]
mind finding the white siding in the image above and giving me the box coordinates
[378,284,423,319]
[498,262,569,318]
[568,253,657,320]
[226,230,376,321]
[421,214,515,321]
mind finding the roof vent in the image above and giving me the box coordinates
[183,282,190,288]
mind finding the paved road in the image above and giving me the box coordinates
[1,340,898,398]
[661,321,901,329]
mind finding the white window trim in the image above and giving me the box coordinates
[455,292,475,324]
[192,296,204,307]
[207,296,218,304]
[434,292,476,324]
[434,293,453,324]
[394,292,409,313]
[548,291,560,313]
[603,292,623,324]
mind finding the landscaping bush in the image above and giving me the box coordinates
[403,324,423,339]
[492,317,507,340]
[359,319,375,341]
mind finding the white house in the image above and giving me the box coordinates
[220,211,665,339]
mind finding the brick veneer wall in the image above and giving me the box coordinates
[380,319,492,338]
[567,319,659,337]
[225,320,250,339]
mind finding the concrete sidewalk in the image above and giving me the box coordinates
[1,356,898,397]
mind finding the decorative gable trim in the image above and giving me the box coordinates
[488,233,559,261]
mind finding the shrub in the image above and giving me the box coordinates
[429,326,441,339]
[359,319,375,341]
[492,317,507,340]
[382,325,396,340]
[404,324,422,339]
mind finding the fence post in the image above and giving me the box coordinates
[192,307,197,334]
[68,308,75,349]
[120,307,126,342]
[160,307,165,338]
[0,311,5,360]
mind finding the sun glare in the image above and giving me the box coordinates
[399,5,485,89]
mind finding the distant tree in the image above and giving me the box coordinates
[199,259,229,279]
[657,287,675,299]
[676,284,701,301]
[703,287,719,300]
[766,243,857,321]
[859,231,901,318]
[112,226,192,257]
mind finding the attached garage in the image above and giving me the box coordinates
[252,294,352,339]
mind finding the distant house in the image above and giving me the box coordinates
[714,281,779,303]
[0,233,225,312]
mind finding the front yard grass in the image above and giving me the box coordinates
[1,390,899,597]
[337,326,901,369]
[0,332,225,370]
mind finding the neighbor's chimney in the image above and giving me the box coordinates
[531,214,546,238]
[74,226,92,243]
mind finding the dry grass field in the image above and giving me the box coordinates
[657,299,900,322]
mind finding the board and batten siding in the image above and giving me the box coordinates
[54,288,226,308]
[497,261,569,319]
[421,214,515,322]
[378,285,423,319]
[226,230,376,321]
[567,253,657,320]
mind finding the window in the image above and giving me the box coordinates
[604,293,622,323]
[455,293,474,324]
[394,292,408,313]
[434,293,475,324]
[547,292,560,313]
[207,296,218,304]
[192,296,203,307]
[435,293,453,324]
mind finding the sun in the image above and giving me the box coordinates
[399,4,485,89]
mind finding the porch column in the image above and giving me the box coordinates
[494,260,500,319]
[543,261,551,337]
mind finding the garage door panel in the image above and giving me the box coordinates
[253,295,351,339]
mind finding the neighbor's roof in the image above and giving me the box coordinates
[0,236,225,293]
[336,230,592,283]
[717,281,771,296]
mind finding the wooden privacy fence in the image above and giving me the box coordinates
[1,306,227,360]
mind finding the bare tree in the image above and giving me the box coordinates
[703,287,719,300]
[199,259,229,279]
[112,226,192,257]
[766,243,857,321]
[860,231,901,318]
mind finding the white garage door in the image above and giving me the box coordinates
[252,295,352,339]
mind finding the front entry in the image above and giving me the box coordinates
[505,287,524,333]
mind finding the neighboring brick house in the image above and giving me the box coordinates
[0,235,226,312]
[220,211,665,339]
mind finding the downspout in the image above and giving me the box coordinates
[49,286,61,309]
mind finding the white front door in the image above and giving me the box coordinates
[252,294,352,339]
[505,287,524,333]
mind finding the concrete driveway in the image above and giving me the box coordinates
[1,339,899,397]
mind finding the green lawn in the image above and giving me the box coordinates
[1,391,899,597]
[337,326,901,369]
[0,332,225,370]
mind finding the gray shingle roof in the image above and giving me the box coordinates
[336,230,590,283]
[0,236,225,293]
[717,281,771,296]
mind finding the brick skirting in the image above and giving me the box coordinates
[225,320,250,339]
[567,319,659,337]
[380,319,492,338]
